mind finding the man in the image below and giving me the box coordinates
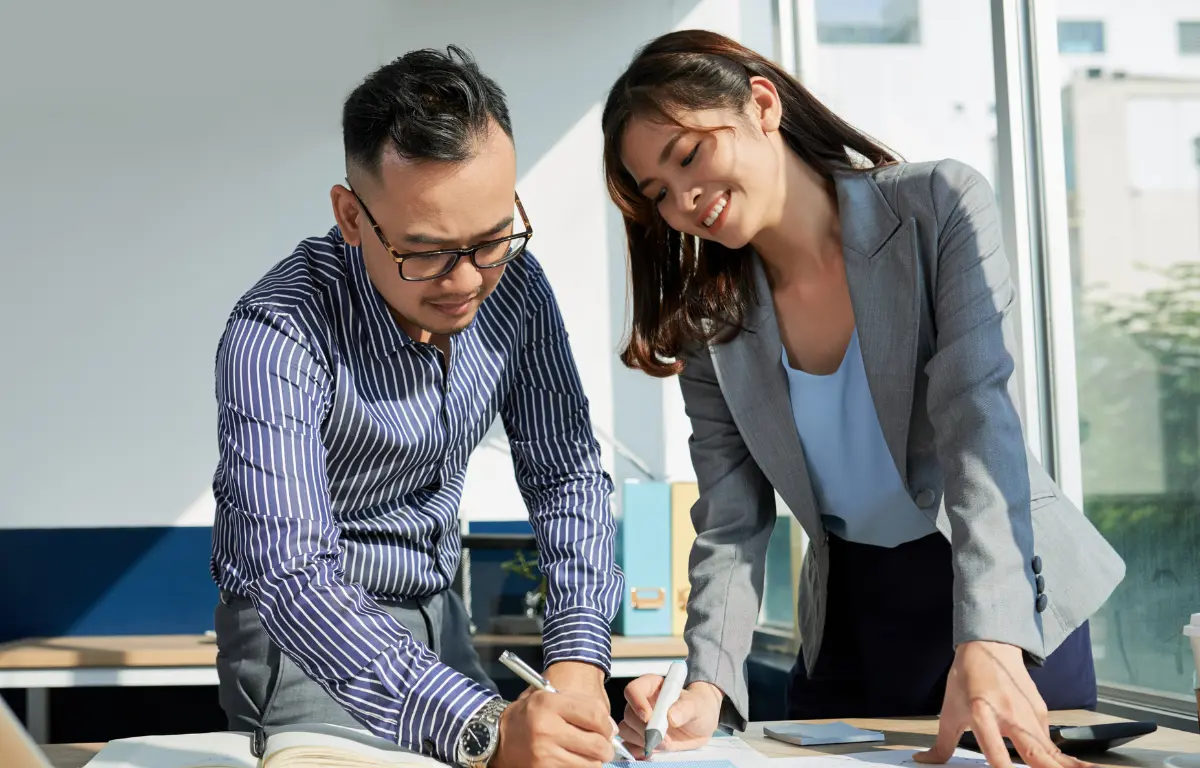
[210,46,623,768]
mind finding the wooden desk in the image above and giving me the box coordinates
[41,743,103,768]
[0,634,685,743]
[0,633,685,670]
[39,712,1200,768]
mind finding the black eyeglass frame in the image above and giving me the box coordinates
[348,185,533,282]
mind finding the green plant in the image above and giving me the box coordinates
[499,549,548,617]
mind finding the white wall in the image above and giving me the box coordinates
[0,0,777,530]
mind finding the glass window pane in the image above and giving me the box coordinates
[1058,0,1200,698]
[808,0,996,180]
[756,0,998,635]
[1058,20,1106,54]
[816,0,920,45]
[761,515,796,627]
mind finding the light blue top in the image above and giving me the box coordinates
[782,328,938,548]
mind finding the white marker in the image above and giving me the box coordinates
[643,661,688,756]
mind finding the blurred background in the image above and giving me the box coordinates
[0,0,1197,745]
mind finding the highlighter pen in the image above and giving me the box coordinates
[498,650,638,764]
[643,661,688,756]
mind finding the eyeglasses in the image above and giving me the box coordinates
[349,186,533,282]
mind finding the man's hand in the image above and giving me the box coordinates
[618,676,723,755]
[915,641,1091,768]
[491,687,615,768]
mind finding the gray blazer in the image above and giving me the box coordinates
[678,159,1125,728]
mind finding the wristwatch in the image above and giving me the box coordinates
[455,698,508,768]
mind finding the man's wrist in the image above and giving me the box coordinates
[545,660,605,691]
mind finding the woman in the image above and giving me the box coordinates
[602,29,1124,768]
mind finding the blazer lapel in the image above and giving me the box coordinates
[708,259,823,538]
[835,170,919,484]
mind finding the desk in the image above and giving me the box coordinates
[0,634,686,743]
[40,712,1200,768]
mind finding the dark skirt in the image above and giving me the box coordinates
[787,532,1097,719]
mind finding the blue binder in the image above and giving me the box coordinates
[613,479,672,636]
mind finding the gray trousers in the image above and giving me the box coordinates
[215,589,497,732]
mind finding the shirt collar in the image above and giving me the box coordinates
[341,228,414,357]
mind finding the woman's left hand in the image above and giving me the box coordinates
[914,640,1092,768]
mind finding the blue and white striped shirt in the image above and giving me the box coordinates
[210,227,622,762]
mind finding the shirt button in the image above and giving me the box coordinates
[1035,594,1049,613]
[914,488,937,508]
[1035,575,1045,595]
[1032,555,1043,574]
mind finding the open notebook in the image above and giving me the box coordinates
[86,724,453,768]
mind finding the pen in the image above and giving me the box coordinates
[498,650,638,763]
[643,661,688,756]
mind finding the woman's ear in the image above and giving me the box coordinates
[748,75,782,134]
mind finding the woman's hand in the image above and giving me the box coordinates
[915,641,1092,768]
[618,675,724,756]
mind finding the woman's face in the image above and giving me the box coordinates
[619,79,783,249]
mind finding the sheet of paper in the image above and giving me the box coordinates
[761,747,1027,768]
[609,762,740,768]
[605,734,769,767]
[84,731,255,768]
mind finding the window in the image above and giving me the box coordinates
[760,514,798,629]
[1179,21,1200,55]
[1058,20,1105,54]
[758,0,999,639]
[1057,6,1200,701]
[815,0,920,45]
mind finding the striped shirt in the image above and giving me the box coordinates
[209,226,622,762]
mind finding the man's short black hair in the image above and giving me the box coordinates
[343,45,513,180]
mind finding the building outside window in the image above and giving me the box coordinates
[815,0,920,45]
[1057,1,1200,704]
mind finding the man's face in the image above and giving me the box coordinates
[335,122,519,340]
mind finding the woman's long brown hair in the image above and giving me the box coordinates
[602,29,898,377]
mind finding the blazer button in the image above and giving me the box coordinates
[1031,555,1043,575]
[914,488,937,508]
[1035,575,1045,595]
[1035,594,1049,613]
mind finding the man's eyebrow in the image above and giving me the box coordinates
[636,131,686,194]
[402,215,515,247]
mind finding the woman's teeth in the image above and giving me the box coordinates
[703,196,727,227]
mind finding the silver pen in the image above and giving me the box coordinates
[498,650,638,764]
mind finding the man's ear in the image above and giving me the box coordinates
[331,184,364,246]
